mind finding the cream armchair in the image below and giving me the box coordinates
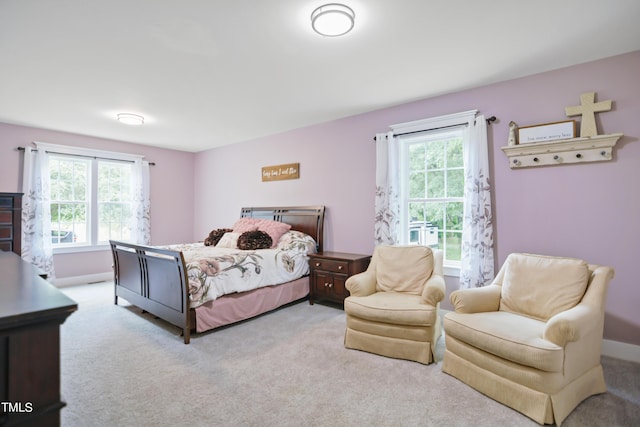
[442,253,614,426]
[344,245,445,364]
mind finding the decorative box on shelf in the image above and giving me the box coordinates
[501,133,623,169]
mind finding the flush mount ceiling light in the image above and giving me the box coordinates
[116,113,144,125]
[311,3,355,37]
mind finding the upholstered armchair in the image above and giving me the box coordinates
[442,253,614,426]
[343,245,445,364]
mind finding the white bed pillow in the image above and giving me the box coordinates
[216,232,241,249]
[275,230,317,254]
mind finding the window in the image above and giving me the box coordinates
[390,110,477,272]
[399,128,465,267]
[48,151,136,251]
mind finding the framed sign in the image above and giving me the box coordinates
[518,120,576,144]
[262,163,299,182]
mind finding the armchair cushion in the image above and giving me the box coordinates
[499,253,590,321]
[444,311,563,372]
[375,245,433,295]
[345,292,438,326]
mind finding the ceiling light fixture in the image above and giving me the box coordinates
[117,113,144,125]
[311,3,355,37]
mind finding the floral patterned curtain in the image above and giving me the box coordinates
[460,115,494,288]
[130,159,151,245]
[374,131,400,245]
[21,145,55,278]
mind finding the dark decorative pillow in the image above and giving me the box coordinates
[237,230,273,250]
[204,228,233,246]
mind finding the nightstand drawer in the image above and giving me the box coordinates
[311,258,349,273]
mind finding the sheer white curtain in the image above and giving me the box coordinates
[460,115,494,288]
[374,131,400,245]
[21,145,55,278]
[130,159,151,245]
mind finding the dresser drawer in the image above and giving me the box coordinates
[0,196,15,209]
[0,226,12,240]
[0,211,12,224]
[311,258,349,273]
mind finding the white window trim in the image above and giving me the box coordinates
[391,110,477,278]
[35,142,144,254]
[390,110,478,134]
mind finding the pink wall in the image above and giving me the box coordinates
[0,123,196,278]
[0,52,637,346]
[193,51,640,346]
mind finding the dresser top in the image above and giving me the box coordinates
[0,251,77,329]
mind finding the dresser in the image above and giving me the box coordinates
[0,251,77,426]
[308,251,371,305]
[0,192,22,255]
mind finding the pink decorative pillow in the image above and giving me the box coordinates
[255,219,291,248]
[232,217,260,233]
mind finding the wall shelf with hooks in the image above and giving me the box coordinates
[501,133,623,168]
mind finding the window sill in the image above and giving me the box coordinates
[443,265,460,277]
[53,244,111,255]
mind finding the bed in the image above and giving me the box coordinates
[110,205,325,344]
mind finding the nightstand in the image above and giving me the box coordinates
[309,251,371,305]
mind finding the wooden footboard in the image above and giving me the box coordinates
[110,240,192,343]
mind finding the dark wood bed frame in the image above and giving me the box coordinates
[110,206,325,344]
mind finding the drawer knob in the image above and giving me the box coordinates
[338,265,343,270]
[315,262,321,267]
[324,282,330,287]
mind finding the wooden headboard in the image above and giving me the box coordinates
[240,206,325,252]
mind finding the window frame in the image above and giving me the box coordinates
[36,142,143,254]
[390,110,477,276]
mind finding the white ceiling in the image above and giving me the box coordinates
[1,0,639,152]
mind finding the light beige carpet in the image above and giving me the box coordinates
[60,282,640,427]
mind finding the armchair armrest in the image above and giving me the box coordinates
[421,274,445,306]
[543,304,600,347]
[345,270,377,297]
[450,284,501,313]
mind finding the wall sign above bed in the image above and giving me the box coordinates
[262,163,299,182]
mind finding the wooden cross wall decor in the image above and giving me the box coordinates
[565,92,612,137]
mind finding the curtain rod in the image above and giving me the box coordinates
[16,146,156,166]
[373,115,497,141]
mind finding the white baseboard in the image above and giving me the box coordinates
[54,272,112,288]
[602,339,640,364]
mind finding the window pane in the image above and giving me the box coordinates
[409,172,425,198]
[408,143,425,171]
[73,161,87,201]
[408,202,425,223]
[447,138,463,167]
[445,231,462,261]
[447,168,464,197]
[426,170,444,198]
[446,202,463,231]
[49,156,90,246]
[424,202,444,230]
[97,161,133,243]
[426,140,444,169]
